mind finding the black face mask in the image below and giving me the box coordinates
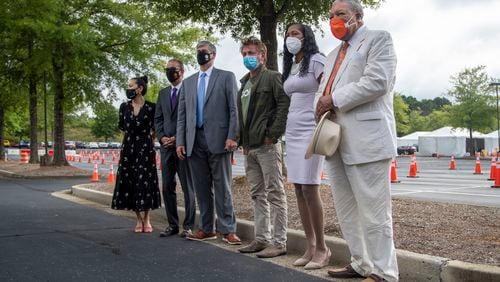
[197,51,211,65]
[126,88,137,100]
[165,67,180,83]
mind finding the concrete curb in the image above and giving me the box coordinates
[71,185,500,282]
[0,168,90,179]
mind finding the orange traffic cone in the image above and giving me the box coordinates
[391,159,400,183]
[232,156,236,165]
[88,155,92,163]
[101,157,105,165]
[491,161,500,188]
[107,162,115,183]
[112,153,116,162]
[321,170,328,180]
[488,157,496,180]
[78,155,82,162]
[407,158,418,178]
[473,156,482,175]
[91,163,99,182]
[413,155,419,172]
[449,155,456,170]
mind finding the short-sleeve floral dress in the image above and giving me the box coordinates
[111,100,161,211]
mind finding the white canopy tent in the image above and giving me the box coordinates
[397,131,429,147]
[418,127,486,157]
[484,130,499,154]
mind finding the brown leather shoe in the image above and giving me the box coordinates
[238,240,268,253]
[186,230,217,241]
[362,274,385,282]
[222,233,242,245]
[327,265,365,279]
[255,245,287,258]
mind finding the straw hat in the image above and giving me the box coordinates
[305,111,341,159]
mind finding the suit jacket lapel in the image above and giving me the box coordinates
[191,73,199,113]
[333,28,368,89]
[170,85,182,116]
[164,86,173,115]
[204,68,219,105]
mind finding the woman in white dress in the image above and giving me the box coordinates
[283,23,330,269]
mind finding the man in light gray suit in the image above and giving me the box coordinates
[315,0,398,281]
[176,40,241,245]
[155,58,195,238]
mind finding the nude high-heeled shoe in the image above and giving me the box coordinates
[304,248,331,270]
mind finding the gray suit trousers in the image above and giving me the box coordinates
[160,148,196,230]
[188,128,236,234]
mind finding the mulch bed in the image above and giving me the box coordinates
[81,176,500,266]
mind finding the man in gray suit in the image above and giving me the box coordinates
[155,58,196,238]
[176,40,241,245]
[315,0,399,281]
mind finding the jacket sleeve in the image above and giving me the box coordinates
[333,31,397,113]
[267,72,290,140]
[226,72,239,141]
[154,91,165,141]
[176,85,187,147]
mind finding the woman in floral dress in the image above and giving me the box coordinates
[112,76,161,233]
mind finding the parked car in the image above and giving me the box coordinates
[397,145,417,155]
[88,142,99,149]
[19,140,30,148]
[75,141,86,149]
[108,142,121,149]
[65,141,76,150]
[41,141,53,148]
[3,140,10,147]
[98,142,109,148]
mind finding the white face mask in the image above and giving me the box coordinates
[285,37,302,55]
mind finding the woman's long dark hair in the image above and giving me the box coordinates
[282,23,320,81]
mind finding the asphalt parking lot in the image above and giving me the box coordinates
[386,156,500,208]
[5,149,500,208]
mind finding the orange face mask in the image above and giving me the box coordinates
[330,14,355,40]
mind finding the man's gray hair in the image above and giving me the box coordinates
[333,0,364,19]
[196,40,217,54]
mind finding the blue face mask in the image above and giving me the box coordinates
[243,56,259,71]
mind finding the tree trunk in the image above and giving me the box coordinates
[0,106,5,161]
[469,128,475,156]
[258,2,279,71]
[28,74,39,163]
[52,48,68,166]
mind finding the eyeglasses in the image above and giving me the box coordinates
[164,67,180,72]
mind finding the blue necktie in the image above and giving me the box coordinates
[170,87,177,111]
[197,73,206,128]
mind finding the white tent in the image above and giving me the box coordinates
[418,127,486,157]
[397,131,430,147]
[484,130,499,154]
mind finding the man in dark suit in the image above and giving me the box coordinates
[176,40,241,245]
[155,59,196,238]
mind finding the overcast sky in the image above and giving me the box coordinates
[181,0,500,100]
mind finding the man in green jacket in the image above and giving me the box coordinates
[237,36,290,258]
